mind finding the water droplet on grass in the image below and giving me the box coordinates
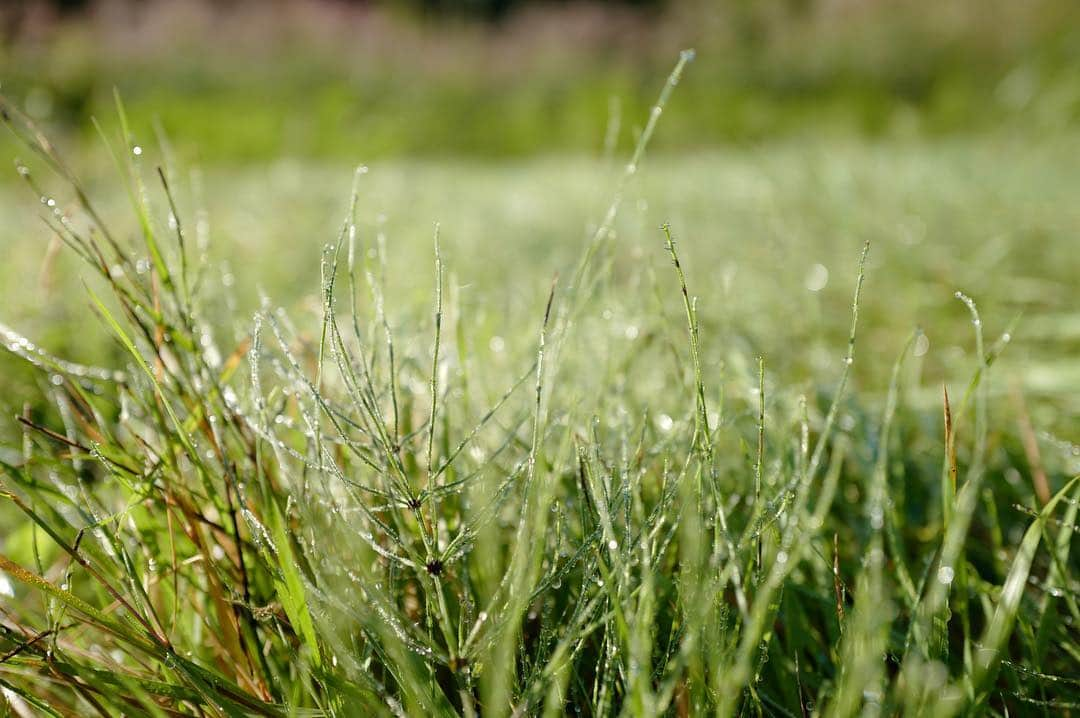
[937,566,955,585]
[805,263,829,292]
[0,573,13,598]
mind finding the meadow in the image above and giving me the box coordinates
[1,4,1080,716]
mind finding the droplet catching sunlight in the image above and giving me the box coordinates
[805,263,829,292]
[937,566,955,585]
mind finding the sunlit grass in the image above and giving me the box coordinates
[1,54,1079,716]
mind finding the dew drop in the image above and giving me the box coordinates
[805,263,829,292]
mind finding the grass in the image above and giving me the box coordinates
[4,0,1080,163]
[1,52,1079,716]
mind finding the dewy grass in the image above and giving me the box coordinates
[1,54,1079,718]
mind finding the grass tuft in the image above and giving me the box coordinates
[1,54,1078,717]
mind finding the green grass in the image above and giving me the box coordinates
[1,55,1080,716]
[4,0,1080,163]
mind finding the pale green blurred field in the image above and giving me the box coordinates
[3,133,1079,438]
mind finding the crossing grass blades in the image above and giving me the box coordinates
[1,53,1079,717]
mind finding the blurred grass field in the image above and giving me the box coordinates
[4,134,1079,434]
[3,0,1080,162]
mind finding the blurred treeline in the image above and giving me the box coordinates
[2,0,1079,164]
